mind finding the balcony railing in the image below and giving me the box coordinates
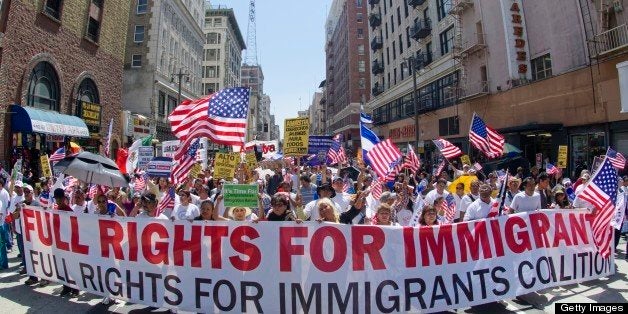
[593,24,628,56]
[458,80,489,100]
[408,0,427,8]
[449,0,473,15]
[410,18,432,40]
[372,60,384,74]
[416,52,433,68]
[372,84,384,96]
[454,33,486,56]
[371,36,383,51]
[369,12,382,28]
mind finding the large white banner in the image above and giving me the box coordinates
[21,208,613,313]
[243,140,279,158]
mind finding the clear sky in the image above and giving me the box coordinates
[211,0,332,139]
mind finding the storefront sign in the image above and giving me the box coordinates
[389,124,415,140]
[80,101,102,135]
[40,155,52,178]
[283,117,310,156]
[500,0,530,79]
[557,145,568,168]
[137,146,154,171]
[214,152,239,179]
[46,135,65,142]
[132,115,151,139]
[223,184,259,207]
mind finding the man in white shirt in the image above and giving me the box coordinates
[459,180,480,220]
[304,183,341,221]
[463,184,494,221]
[509,177,542,213]
[331,176,351,213]
[424,178,450,206]
[0,177,12,253]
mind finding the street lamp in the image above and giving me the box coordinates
[171,68,190,106]
[402,56,420,150]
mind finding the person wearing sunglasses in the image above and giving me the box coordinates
[94,194,126,217]
[171,189,199,222]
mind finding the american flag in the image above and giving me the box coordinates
[174,88,250,160]
[367,139,403,179]
[469,113,504,159]
[172,139,201,184]
[442,193,457,224]
[39,191,50,208]
[88,184,98,199]
[168,95,212,140]
[607,147,626,170]
[104,118,113,157]
[575,157,618,258]
[385,159,403,182]
[433,160,446,177]
[403,144,421,173]
[134,175,147,193]
[473,162,483,171]
[432,139,462,159]
[492,171,510,216]
[64,176,78,194]
[546,163,559,175]
[370,179,383,200]
[327,134,347,166]
[342,179,352,193]
[49,147,65,162]
[155,187,176,217]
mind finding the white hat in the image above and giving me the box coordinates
[14,181,23,188]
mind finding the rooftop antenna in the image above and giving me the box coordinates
[244,0,258,66]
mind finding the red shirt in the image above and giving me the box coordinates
[56,203,73,212]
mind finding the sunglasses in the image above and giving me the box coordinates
[97,199,107,204]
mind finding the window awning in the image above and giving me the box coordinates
[9,104,90,138]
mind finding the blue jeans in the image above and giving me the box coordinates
[0,229,7,269]
[1,222,12,250]
[16,233,24,267]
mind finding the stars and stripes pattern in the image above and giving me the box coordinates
[367,139,403,179]
[546,163,559,175]
[433,160,447,177]
[49,147,65,162]
[370,180,384,200]
[607,147,626,170]
[171,139,201,184]
[442,193,457,224]
[134,175,147,193]
[88,184,98,199]
[385,159,404,182]
[432,139,463,159]
[39,191,50,208]
[173,88,250,160]
[403,144,421,173]
[469,113,504,159]
[155,187,175,217]
[327,134,347,166]
[168,95,212,140]
[342,179,352,193]
[64,176,78,194]
[575,157,618,258]
[473,162,483,171]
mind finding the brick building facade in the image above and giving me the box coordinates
[0,0,130,173]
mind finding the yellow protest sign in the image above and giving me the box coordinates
[283,117,310,156]
[213,153,239,179]
[40,155,52,178]
[245,152,257,169]
[189,163,202,179]
[557,146,568,168]
[460,155,471,166]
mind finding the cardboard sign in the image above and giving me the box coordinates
[213,153,239,179]
[557,145,568,168]
[40,155,52,178]
[283,117,310,156]
[223,184,259,207]
[245,152,257,169]
[460,155,471,166]
[137,146,154,171]
[189,163,202,179]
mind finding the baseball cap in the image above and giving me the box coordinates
[53,188,66,199]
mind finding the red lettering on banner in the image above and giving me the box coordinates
[489,219,505,257]
[505,216,532,253]
[99,220,125,259]
[69,216,89,255]
[456,220,492,262]
[127,221,138,262]
[142,223,169,264]
[310,227,347,272]
[22,208,35,242]
[279,226,308,272]
[569,213,590,245]
[529,212,551,248]
[229,226,261,271]
[403,227,416,268]
[173,225,202,267]
[204,226,228,269]
[52,214,70,251]
[352,226,385,270]
[35,211,53,246]
[419,224,456,267]
[552,213,573,247]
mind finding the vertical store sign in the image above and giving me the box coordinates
[500,0,531,80]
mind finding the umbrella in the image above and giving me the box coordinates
[254,168,275,178]
[53,152,128,188]
[340,166,360,181]
[503,143,522,157]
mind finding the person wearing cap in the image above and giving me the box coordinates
[331,176,351,213]
[551,188,572,209]
[304,183,341,221]
[424,178,450,207]
[463,184,494,221]
[509,177,542,213]
[504,177,522,206]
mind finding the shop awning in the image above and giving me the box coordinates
[9,104,90,138]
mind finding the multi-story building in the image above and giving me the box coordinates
[309,91,325,134]
[366,0,458,156]
[256,94,271,140]
[241,65,264,141]
[122,0,205,143]
[325,0,372,151]
[202,6,245,94]
[298,110,309,118]
[0,0,130,169]
[270,114,280,141]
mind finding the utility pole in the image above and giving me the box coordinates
[171,68,189,105]
[403,56,420,150]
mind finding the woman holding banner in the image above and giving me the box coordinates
[171,189,199,222]
[195,200,228,221]
[419,206,440,226]
[372,204,398,226]
[315,198,339,223]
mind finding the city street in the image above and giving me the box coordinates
[0,237,626,313]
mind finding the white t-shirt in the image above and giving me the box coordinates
[0,187,10,220]
[463,198,494,221]
[396,209,414,226]
[304,199,341,221]
[424,189,450,206]
[72,202,92,214]
[509,191,541,213]
[137,211,169,220]
[171,203,200,221]
[9,193,25,234]
[459,193,479,214]
[332,192,351,213]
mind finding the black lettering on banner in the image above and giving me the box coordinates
[328,282,358,313]
[126,270,144,300]
[105,267,122,296]
[52,255,65,282]
[241,281,263,313]
[292,283,321,314]
[195,278,212,308]
[491,267,510,296]
[146,272,162,303]
[164,275,182,306]
[214,280,236,311]
[430,276,452,308]
[279,282,286,314]
[560,254,572,281]
[376,280,400,313]
[39,252,53,277]
[452,272,473,304]
[518,260,535,289]
[472,268,490,299]
[365,281,371,314]
[79,262,96,291]
[404,278,427,310]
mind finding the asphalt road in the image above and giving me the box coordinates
[0,236,626,313]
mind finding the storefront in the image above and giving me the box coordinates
[74,78,102,154]
[568,124,608,179]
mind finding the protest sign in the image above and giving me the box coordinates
[22,208,612,313]
[245,152,257,169]
[244,140,278,159]
[40,155,52,178]
[162,139,207,167]
[146,157,172,177]
[137,146,154,171]
[223,184,258,207]
[214,153,239,179]
[161,140,179,158]
[283,117,310,156]
[557,145,568,168]
[460,155,471,166]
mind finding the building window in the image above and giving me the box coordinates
[158,91,166,117]
[358,78,366,89]
[131,54,142,67]
[531,54,552,80]
[76,78,100,104]
[136,0,148,14]
[357,28,364,39]
[406,27,411,48]
[358,44,365,55]
[437,0,451,21]
[397,7,401,26]
[386,47,390,65]
[357,13,363,23]
[439,26,454,55]
[357,0,363,7]
[134,25,145,42]
[26,62,60,111]
[214,18,222,26]
[205,49,219,61]
[206,33,221,44]
[86,18,100,42]
[167,96,177,114]
[206,66,219,78]
[390,15,394,33]
[439,116,459,136]
[404,0,409,17]
[43,0,63,20]
[392,41,396,60]
[399,34,403,54]
[358,60,366,72]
